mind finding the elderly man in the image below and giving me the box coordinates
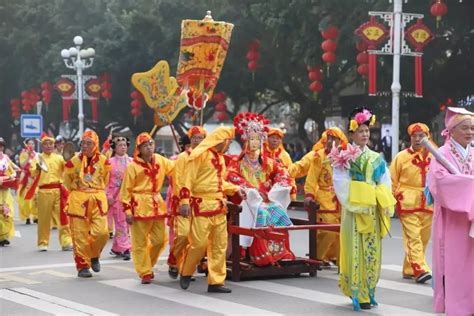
[64,130,111,278]
[179,127,242,293]
[427,107,474,316]
[390,123,433,283]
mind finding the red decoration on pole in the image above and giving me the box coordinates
[130,89,143,123]
[355,16,389,96]
[85,78,102,122]
[55,78,76,122]
[246,39,261,78]
[430,0,448,28]
[405,19,434,97]
[100,73,112,101]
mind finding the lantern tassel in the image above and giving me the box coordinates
[415,55,423,97]
[91,99,99,122]
[62,98,70,122]
[368,52,377,96]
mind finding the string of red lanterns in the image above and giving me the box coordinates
[247,39,261,74]
[130,89,144,122]
[430,0,448,28]
[307,65,323,98]
[211,91,228,121]
[321,25,339,76]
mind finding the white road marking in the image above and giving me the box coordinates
[234,280,436,315]
[14,230,21,237]
[101,278,282,316]
[0,259,129,273]
[29,270,75,278]
[319,272,433,296]
[0,287,118,315]
[0,273,41,285]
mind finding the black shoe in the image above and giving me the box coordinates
[416,272,432,284]
[110,249,122,257]
[25,218,31,225]
[122,250,131,261]
[91,258,101,272]
[168,267,179,279]
[180,275,191,289]
[78,268,92,278]
[208,285,232,293]
[33,219,38,224]
[0,240,10,246]
[109,232,113,239]
[360,303,371,310]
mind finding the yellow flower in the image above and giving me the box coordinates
[370,114,376,126]
[349,119,359,132]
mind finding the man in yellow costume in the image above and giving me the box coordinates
[36,134,72,251]
[389,123,433,283]
[64,130,111,278]
[18,138,39,224]
[120,132,175,284]
[167,126,206,279]
[304,127,348,267]
[0,137,17,246]
[179,127,242,293]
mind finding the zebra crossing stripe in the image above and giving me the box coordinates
[234,280,436,315]
[101,278,282,316]
[0,287,118,315]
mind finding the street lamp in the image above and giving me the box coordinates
[60,36,95,139]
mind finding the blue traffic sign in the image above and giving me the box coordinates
[21,114,43,138]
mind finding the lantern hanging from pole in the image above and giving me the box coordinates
[320,26,339,76]
[355,16,389,96]
[405,19,434,97]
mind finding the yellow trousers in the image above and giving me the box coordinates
[18,194,37,221]
[169,215,191,270]
[37,189,72,248]
[69,198,108,271]
[130,219,167,278]
[317,212,340,262]
[400,212,433,277]
[0,190,15,241]
[181,213,227,285]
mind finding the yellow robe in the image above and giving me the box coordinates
[168,150,191,270]
[18,151,39,221]
[64,153,111,271]
[304,149,340,263]
[289,151,314,179]
[35,152,72,249]
[180,149,239,285]
[389,148,433,278]
[120,154,174,278]
[0,158,16,241]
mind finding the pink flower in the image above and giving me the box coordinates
[328,143,362,170]
[354,112,369,124]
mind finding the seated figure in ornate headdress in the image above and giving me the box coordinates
[227,112,295,266]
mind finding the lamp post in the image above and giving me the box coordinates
[60,36,95,139]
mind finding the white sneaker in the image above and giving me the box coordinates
[38,245,48,252]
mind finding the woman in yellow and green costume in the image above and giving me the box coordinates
[331,107,396,311]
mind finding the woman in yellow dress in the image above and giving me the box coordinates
[0,137,17,246]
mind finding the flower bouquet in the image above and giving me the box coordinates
[328,142,362,170]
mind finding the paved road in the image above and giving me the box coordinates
[0,208,436,315]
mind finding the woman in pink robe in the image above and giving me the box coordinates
[106,137,132,260]
[427,107,474,316]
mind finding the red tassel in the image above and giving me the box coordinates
[91,99,99,122]
[62,98,70,122]
[368,52,377,96]
[415,55,423,97]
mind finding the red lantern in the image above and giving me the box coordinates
[356,41,369,52]
[211,91,226,103]
[215,102,227,112]
[357,64,369,77]
[131,99,141,108]
[131,107,141,117]
[356,52,369,64]
[216,111,228,121]
[430,0,448,27]
[322,52,336,64]
[309,81,323,92]
[246,51,260,61]
[248,60,258,71]
[439,104,446,112]
[308,70,322,82]
[321,40,337,52]
[130,90,139,99]
[248,39,261,51]
[321,26,339,40]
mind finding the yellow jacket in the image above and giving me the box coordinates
[170,150,190,214]
[120,154,174,220]
[263,144,292,168]
[180,149,239,216]
[289,151,314,178]
[37,153,64,186]
[304,149,338,212]
[64,153,111,217]
[18,151,39,198]
[389,148,433,214]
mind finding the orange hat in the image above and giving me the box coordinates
[312,127,348,152]
[82,130,99,155]
[187,126,207,138]
[407,123,430,136]
[267,128,285,138]
[134,132,154,159]
[40,132,55,143]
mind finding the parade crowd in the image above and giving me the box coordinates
[0,106,473,315]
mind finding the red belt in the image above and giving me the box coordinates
[39,183,61,189]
